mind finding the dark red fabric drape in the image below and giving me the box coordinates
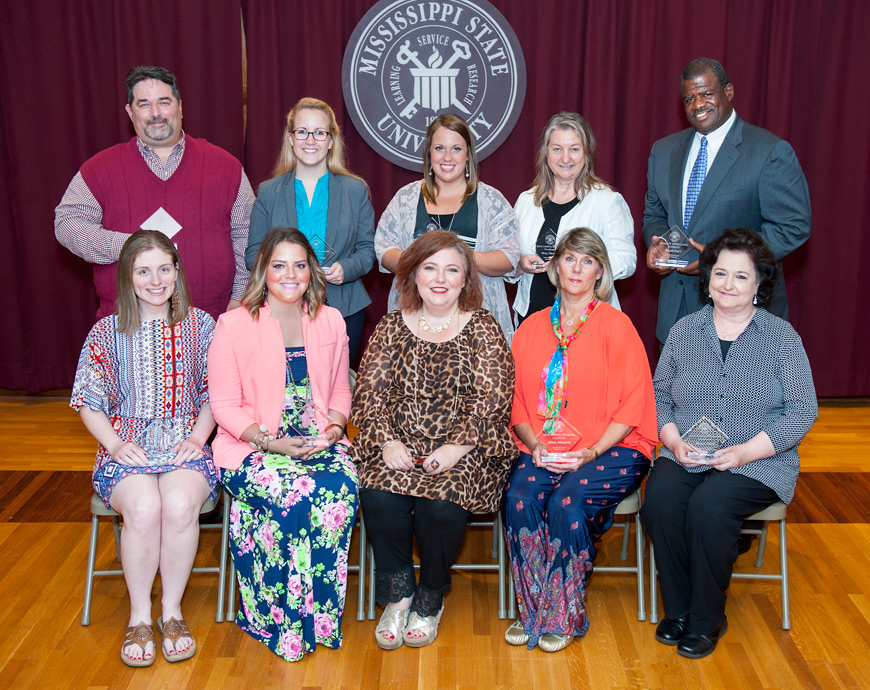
[0,0,244,391]
[2,1,868,395]
[242,0,870,397]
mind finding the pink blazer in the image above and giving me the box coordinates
[208,302,351,470]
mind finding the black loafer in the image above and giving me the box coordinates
[677,620,728,659]
[655,616,688,645]
[737,533,755,555]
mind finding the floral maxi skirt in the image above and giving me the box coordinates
[220,446,359,661]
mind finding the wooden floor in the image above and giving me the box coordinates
[2,397,869,689]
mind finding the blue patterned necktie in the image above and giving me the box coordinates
[684,136,708,230]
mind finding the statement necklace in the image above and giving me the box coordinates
[285,355,312,412]
[418,306,459,334]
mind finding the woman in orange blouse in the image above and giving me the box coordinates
[502,227,658,653]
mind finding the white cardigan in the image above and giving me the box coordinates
[511,185,637,317]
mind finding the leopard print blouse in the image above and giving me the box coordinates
[351,309,518,513]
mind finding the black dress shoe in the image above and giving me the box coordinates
[677,620,728,659]
[737,533,755,555]
[655,616,688,645]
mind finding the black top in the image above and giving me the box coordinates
[527,197,580,316]
[414,190,480,250]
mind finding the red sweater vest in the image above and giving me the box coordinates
[80,136,241,319]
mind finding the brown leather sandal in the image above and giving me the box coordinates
[121,621,155,667]
[157,616,197,662]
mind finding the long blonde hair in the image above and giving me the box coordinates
[531,112,611,206]
[272,97,362,182]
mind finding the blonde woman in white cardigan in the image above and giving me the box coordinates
[511,112,636,322]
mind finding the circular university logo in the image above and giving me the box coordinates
[342,0,526,171]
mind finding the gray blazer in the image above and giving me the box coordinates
[643,116,811,344]
[247,170,376,317]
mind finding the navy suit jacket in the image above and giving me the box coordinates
[247,170,376,317]
[642,115,811,344]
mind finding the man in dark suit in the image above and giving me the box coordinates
[643,58,811,345]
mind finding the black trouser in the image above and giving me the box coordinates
[344,309,365,367]
[359,488,470,616]
[640,458,778,635]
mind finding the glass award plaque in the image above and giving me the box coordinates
[681,416,729,456]
[537,227,558,262]
[136,419,186,465]
[654,225,692,268]
[537,416,583,462]
[309,235,336,265]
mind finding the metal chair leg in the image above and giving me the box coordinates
[649,543,659,624]
[226,559,237,622]
[81,514,101,626]
[755,520,769,568]
[215,492,231,622]
[496,512,507,619]
[635,513,646,621]
[780,519,790,630]
[356,514,367,622]
[620,514,631,561]
[111,516,122,562]
[367,543,376,620]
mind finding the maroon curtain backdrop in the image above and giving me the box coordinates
[2,1,868,396]
[242,0,870,397]
[0,0,244,392]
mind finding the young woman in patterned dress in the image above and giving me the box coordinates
[208,227,358,662]
[72,230,217,667]
[352,230,518,650]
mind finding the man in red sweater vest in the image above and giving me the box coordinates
[55,65,253,320]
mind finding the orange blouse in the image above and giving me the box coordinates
[510,303,658,459]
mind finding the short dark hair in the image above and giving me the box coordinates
[681,58,730,88]
[395,230,483,312]
[241,227,327,320]
[697,228,777,307]
[125,66,181,105]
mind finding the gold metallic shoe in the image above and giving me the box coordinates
[504,620,530,646]
[537,633,574,653]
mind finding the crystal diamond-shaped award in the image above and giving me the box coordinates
[681,416,729,456]
[536,416,583,464]
[654,225,692,268]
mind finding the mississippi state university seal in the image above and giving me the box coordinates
[342,0,526,170]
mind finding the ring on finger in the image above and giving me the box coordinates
[431,460,440,470]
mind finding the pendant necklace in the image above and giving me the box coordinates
[285,355,312,412]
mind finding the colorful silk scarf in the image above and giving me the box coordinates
[537,295,598,434]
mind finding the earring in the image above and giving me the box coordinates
[429,165,434,177]
[465,162,469,179]
[171,284,180,312]
[753,293,758,305]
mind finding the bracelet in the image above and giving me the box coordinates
[586,447,599,460]
[323,423,344,437]
[249,424,275,452]
[380,439,398,450]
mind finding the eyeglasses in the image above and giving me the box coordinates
[292,128,330,141]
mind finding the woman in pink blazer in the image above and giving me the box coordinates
[208,227,358,662]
